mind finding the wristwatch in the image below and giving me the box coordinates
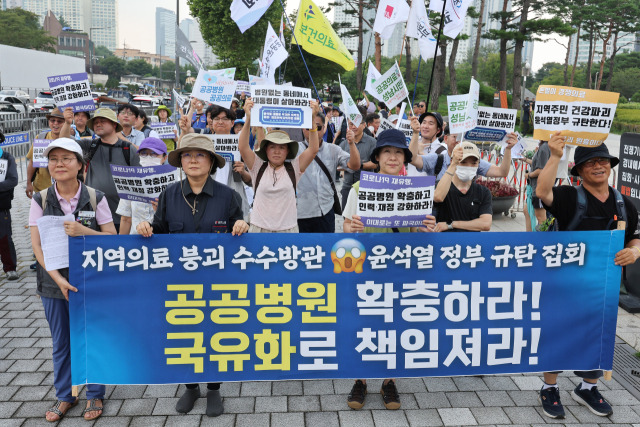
[447,222,453,231]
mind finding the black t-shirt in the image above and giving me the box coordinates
[435,182,493,231]
[544,186,640,244]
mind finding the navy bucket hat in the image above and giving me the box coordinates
[571,143,619,176]
[370,129,413,164]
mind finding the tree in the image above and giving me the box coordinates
[470,0,486,79]
[58,15,70,28]
[483,0,513,92]
[99,56,127,80]
[0,9,55,52]
[610,68,640,100]
[94,45,114,59]
[126,59,153,76]
[188,0,284,80]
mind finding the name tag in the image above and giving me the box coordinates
[78,211,96,218]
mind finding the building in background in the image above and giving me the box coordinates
[2,0,23,10]
[156,7,175,60]
[179,18,218,68]
[333,0,376,62]
[20,0,118,51]
[43,10,90,65]
[568,31,638,65]
[114,47,173,68]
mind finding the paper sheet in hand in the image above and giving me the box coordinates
[36,214,75,271]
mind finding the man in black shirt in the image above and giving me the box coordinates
[536,132,640,419]
[430,142,492,232]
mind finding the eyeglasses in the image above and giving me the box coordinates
[582,157,611,168]
[181,152,208,160]
[119,111,136,117]
[48,157,76,165]
[212,117,231,123]
[419,104,425,108]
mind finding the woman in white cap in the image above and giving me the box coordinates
[239,98,320,232]
[29,138,116,422]
[136,133,248,418]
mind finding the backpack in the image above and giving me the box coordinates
[253,161,296,195]
[85,139,131,173]
[38,186,98,211]
[433,145,447,177]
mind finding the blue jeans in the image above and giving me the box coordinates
[42,297,105,402]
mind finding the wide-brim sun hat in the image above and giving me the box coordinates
[43,137,83,158]
[168,133,225,169]
[255,130,298,162]
[418,111,444,137]
[154,105,172,117]
[87,107,123,132]
[571,143,619,176]
[370,129,412,164]
[45,107,65,121]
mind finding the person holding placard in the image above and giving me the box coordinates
[26,108,65,199]
[136,133,249,418]
[190,98,208,130]
[71,111,94,139]
[29,138,116,422]
[0,143,19,280]
[117,104,145,147]
[239,98,320,232]
[342,128,436,410]
[135,110,160,139]
[154,105,178,152]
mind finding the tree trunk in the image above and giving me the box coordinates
[570,25,581,86]
[356,0,364,91]
[512,0,530,109]
[430,39,448,111]
[498,0,509,92]
[471,0,486,78]
[586,24,594,89]
[605,31,618,91]
[375,0,381,72]
[405,38,412,82]
[563,34,570,86]
[449,38,460,95]
[596,19,613,90]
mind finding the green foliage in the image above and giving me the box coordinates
[99,56,127,79]
[631,93,640,103]
[94,46,114,58]
[611,68,640,100]
[126,59,153,76]
[58,15,70,28]
[0,9,55,52]
[188,0,285,80]
[105,76,120,89]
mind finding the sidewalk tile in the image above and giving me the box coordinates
[10,385,50,401]
[452,377,489,391]
[288,395,320,412]
[240,381,272,397]
[371,409,409,426]
[254,396,286,413]
[0,419,24,427]
[512,376,542,390]
[236,413,270,427]
[272,380,303,396]
[414,392,450,409]
[102,399,124,417]
[333,379,356,395]
[303,379,335,395]
[404,409,443,426]
[7,347,41,360]
[320,394,347,411]
[436,408,478,426]
[503,406,545,424]
[423,377,457,392]
[445,391,482,408]
[219,382,241,397]
[272,412,304,425]
[567,405,614,424]
[0,401,21,418]
[222,396,255,413]
[4,327,35,338]
[118,398,157,416]
[602,389,640,406]
[143,384,178,398]
[12,400,51,418]
[199,413,236,426]
[470,407,511,425]
[130,416,168,427]
[338,409,375,427]
[0,372,18,386]
[164,414,202,426]
[476,390,515,407]
[0,386,19,401]
[396,377,428,393]
[151,397,180,416]
[506,390,539,406]
[109,385,147,399]
[305,411,339,427]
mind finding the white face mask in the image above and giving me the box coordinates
[139,155,163,167]
[455,165,478,182]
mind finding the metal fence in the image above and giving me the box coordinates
[1,112,50,182]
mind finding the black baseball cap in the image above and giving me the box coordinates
[571,143,619,176]
[418,111,444,137]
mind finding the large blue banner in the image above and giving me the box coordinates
[69,231,623,385]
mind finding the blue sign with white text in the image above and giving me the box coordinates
[69,231,622,385]
[0,132,29,146]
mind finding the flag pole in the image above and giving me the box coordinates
[398,0,412,65]
[277,0,323,103]
[411,55,422,106]
[425,0,447,111]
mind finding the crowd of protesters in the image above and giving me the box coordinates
[0,88,637,423]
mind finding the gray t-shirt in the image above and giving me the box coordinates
[339,133,376,188]
[530,141,550,191]
[79,138,140,225]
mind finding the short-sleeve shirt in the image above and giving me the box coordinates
[28,181,112,226]
[434,183,492,230]
[27,131,54,192]
[544,186,640,244]
[249,156,303,231]
[342,184,411,233]
[420,151,491,181]
[530,142,550,191]
[339,133,376,188]
[121,128,145,147]
[116,199,154,234]
[191,112,207,129]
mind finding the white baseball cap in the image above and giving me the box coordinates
[43,138,84,158]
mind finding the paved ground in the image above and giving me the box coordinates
[2,142,640,426]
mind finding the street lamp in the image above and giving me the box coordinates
[89,27,105,84]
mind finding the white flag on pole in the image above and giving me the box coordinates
[406,0,440,60]
[436,0,473,39]
[364,61,382,100]
[260,22,289,84]
[339,76,362,127]
[230,0,275,34]
[373,0,410,40]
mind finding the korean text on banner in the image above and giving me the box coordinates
[447,78,479,134]
[230,0,275,33]
[357,172,433,228]
[406,0,440,60]
[371,62,409,110]
[464,107,516,143]
[437,0,473,39]
[208,135,240,163]
[32,139,51,168]
[293,0,355,71]
[373,0,410,40]
[69,230,623,385]
[0,132,29,147]
[236,81,251,95]
[150,123,177,139]
[110,164,178,204]
[261,22,289,84]
[47,72,95,113]
[176,26,204,70]
[191,69,238,109]
[250,84,312,129]
[617,133,640,204]
[396,118,413,144]
[532,85,619,147]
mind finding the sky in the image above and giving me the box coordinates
[119,0,566,73]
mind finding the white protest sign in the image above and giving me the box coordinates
[249,74,269,85]
[110,164,178,204]
[209,134,240,163]
[339,76,362,127]
[371,62,409,109]
[396,118,413,143]
[330,116,344,130]
[395,102,406,129]
[236,81,251,95]
[36,214,75,271]
[250,84,312,129]
[173,89,189,109]
[476,107,516,132]
[47,72,94,112]
[378,117,395,132]
[406,0,440,59]
[365,61,382,99]
[356,171,435,228]
[447,78,479,134]
[0,159,7,183]
[503,132,526,158]
[150,123,176,139]
[191,69,238,109]
[32,139,51,168]
[260,22,289,84]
